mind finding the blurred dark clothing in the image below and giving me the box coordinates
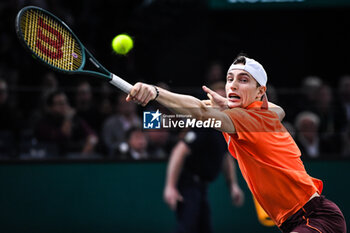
[176,171,212,233]
[35,113,94,155]
[76,106,104,134]
[0,103,20,132]
[295,134,342,160]
[174,128,227,233]
[310,103,348,135]
[181,128,227,182]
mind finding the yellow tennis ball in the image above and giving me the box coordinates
[111,34,133,55]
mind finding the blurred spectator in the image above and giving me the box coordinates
[146,129,174,159]
[102,93,141,156]
[117,127,149,160]
[311,84,347,137]
[0,78,20,157]
[338,75,350,127]
[28,72,59,130]
[98,82,114,119]
[341,125,350,158]
[294,111,340,159]
[0,78,20,131]
[35,90,98,156]
[40,72,59,103]
[74,81,102,133]
[302,76,323,107]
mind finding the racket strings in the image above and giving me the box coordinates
[20,9,83,71]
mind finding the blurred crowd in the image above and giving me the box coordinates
[1,61,350,161]
[1,1,350,160]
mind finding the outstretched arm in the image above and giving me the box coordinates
[126,83,236,133]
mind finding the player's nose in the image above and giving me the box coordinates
[228,80,239,90]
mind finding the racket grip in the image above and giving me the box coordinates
[109,73,133,94]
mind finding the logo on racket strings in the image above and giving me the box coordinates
[36,17,64,59]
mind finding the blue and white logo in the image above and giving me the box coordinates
[143,110,162,129]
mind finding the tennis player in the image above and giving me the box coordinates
[126,55,346,232]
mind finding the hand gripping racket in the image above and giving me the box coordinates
[15,6,132,94]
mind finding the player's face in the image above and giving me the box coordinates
[225,69,265,108]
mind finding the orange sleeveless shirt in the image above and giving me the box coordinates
[222,101,323,226]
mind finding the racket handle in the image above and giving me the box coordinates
[109,73,133,94]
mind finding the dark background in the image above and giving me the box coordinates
[2,0,350,89]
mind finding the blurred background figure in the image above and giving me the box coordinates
[0,78,20,132]
[294,111,340,160]
[102,93,141,156]
[291,75,323,121]
[28,72,60,130]
[34,90,98,157]
[40,72,59,104]
[338,75,350,128]
[301,76,323,109]
[146,129,175,160]
[117,127,149,160]
[98,82,114,122]
[0,78,20,157]
[310,84,346,144]
[74,81,103,134]
[163,82,244,233]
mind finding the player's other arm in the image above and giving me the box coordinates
[126,83,236,133]
[268,102,285,121]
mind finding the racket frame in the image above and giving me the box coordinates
[15,6,112,81]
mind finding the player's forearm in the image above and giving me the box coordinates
[156,87,209,120]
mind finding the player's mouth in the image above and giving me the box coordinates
[228,93,241,102]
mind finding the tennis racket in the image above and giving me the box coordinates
[15,6,132,94]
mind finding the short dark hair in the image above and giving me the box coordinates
[233,55,246,65]
[233,52,249,64]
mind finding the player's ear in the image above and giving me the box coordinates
[257,86,266,99]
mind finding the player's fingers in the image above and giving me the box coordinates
[142,91,155,107]
[207,93,214,101]
[202,85,216,96]
[141,92,152,106]
[130,82,144,99]
[137,85,153,106]
[126,94,132,102]
[202,99,212,106]
[137,89,147,105]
